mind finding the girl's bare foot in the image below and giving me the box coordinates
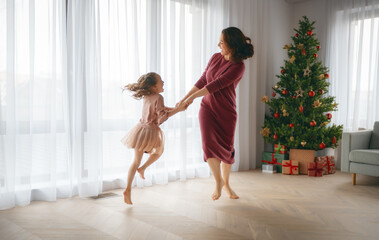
[223,185,239,199]
[212,179,224,200]
[137,168,145,180]
[123,189,133,204]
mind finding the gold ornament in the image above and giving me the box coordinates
[295,87,304,97]
[303,65,311,77]
[284,44,292,50]
[322,121,329,126]
[297,43,304,49]
[295,73,297,80]
[290,136,294,141]
[282,109,289,117]
[301,141,307,147]
[319,74,324,80]
[313,100,322,108]
[260,127,270,137]
[261,96,269,103]
[290,55,296,63]
[274,84,279,89]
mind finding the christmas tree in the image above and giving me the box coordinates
[260,16,343,150]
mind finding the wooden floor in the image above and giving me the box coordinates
[1,170,379,240]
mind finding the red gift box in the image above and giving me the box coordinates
[274,143,288,154]
[307,162,323,177]
[315,156,336,174]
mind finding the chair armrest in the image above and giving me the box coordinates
[341,130,372,172]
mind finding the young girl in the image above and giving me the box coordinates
[121,72,184,205]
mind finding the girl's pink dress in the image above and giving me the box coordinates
[195,53,245,164]
[121,93,169,155]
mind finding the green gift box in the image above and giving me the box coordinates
[261,152,289,173]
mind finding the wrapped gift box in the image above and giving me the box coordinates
[262,152,289,173]
[315,156,336,174]
[274,143,288,154]
[262,164,276,173]
[314,156,327,175]
[282,160,299,175]
[289,149,316,174]
[307,162,323,177]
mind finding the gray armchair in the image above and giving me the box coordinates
[341,121,379,185]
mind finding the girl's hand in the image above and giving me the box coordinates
[165,107,174,111]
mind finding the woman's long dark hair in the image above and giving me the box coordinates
[123,72,158,99]
[222,27,254,62]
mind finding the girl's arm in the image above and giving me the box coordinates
[157,95,185,125]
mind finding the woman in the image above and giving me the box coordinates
[178,27,254,200]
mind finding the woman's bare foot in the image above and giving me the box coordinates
[223,185,239,199]
[123,189,133,204]
[137,168,145,180]
[212,179,224,200]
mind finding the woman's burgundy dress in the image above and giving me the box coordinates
[195,53,245,164]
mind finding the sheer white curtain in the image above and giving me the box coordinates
[0,0,70,209]
[325,0,379,131]
[1,0,271,210]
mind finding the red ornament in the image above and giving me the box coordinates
[282,89,288,95]
[307,30,313,36]
[319,142,326,149]
[299,105,304,113]
[318,89,324,94]
[310,120,317,127]
[324,73,329,79]
[289,123,294,128]
[301,49,306,56]
[281,69,285,74]
[326,113,332,119]
[316,45,321,50]
[292,95,296,99]
[272,92,276,97]
[295,33,299,37]
[332,136,337,144]
[273,134,278,140]
[313,54,318,58]
[274,112,280,118]
[308,90,315,97]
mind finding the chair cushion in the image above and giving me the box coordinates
[370,121,379,149]
[349,149,379,166]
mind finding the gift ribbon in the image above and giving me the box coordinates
[326,156,335,174]
[308,162,323,176]
[262,153,283,165]
[282,160,298,175]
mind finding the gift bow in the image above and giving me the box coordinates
[326,156,335,174]
[282,160,298,175]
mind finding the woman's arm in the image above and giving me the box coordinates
[181,87,210,108]
[176,86,199,107]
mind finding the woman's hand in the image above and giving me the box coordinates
[182,97,194,109]
[165,107,174,111]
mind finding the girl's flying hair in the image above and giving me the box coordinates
[124,72,158,99]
